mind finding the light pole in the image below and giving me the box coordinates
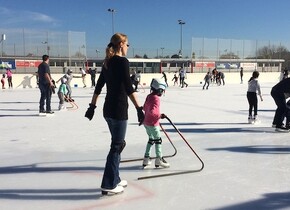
[161,47,164,58]
[178,19,185,58]
[1,34,6,59]
[41,41,49,55]
[108,8,116,34]
[96,49,100,58]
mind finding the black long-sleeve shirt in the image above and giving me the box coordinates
[94,55,134,120]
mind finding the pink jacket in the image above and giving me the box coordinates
[6,70,12,78]
[143,93,161,126]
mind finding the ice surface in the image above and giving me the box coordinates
[1,83,290,210]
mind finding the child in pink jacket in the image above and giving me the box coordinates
[142,78,169,168]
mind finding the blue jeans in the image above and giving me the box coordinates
[39,83,52,111]
[101,118,127,189]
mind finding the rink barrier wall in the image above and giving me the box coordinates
[1,72,282,89]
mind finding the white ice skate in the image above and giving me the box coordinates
[58,104,67,111]
[118,180,128,188]
[142,157,152,168]
[101,185,124,196]
[248,116,254,124]
[155,157,170,168]
[253,116,261,124]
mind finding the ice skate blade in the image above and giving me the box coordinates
[101,191,124,196]
[142,165,151,169]
[155,165,170,168]
[101,190,124,196]
[101,186,124,196]
[45,114,54,117]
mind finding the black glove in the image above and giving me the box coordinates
[85,103,96,120]
[51,85,55,94]
[160,113,167,119]
[136,106,144,126]
[51,80,56,94]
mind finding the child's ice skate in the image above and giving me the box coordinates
[58,104,66,111]
[253,115,261,124]
[155,157,170,168]
[248,116,254,124]
[142,157,152,168]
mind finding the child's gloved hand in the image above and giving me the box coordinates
[85,103,96,120]
[160,113,167,119]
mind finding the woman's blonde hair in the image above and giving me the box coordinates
[103,33,128,68]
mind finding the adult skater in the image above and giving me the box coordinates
[142,78,170,168]
[271,77,290,132]
[85,33,144,195]
[37,55,54,114]
[246,71,263,124]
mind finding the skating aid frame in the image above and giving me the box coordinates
[120,123,177,163]
[137,116,204,180]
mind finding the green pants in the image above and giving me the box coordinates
[144,125,162,158]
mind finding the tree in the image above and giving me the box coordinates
[192,52,195,59]
[219,52,240,59]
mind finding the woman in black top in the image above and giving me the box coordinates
[85,33,144,195]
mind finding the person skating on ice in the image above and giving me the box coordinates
[203,71,211,90]
[246,71,263,124]
[85,33,144,195]
[271,77,290,132]
[57,77,68,110]
[142,78,170,168]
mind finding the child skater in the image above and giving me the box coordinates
[247,71,263,124]
[57,77,68,110]
[1,73,5,89]
[203,71,211,90]
[142,78,170,168]
[172,73,178,86]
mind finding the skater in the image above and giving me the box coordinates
[246,71,263,124]
[88,68,96,87]
[271,77,290,132]
[1,73,5,89]
[56,69,75,101]
[130,70,140,91]
[6,68,13,88]
[37,54,54,114]
[161,71,168,87]
[142,78,170,168]
[85,33,144,195]
[240,67,244,84]
[80,67,87,88]
[172,73,178,86]
[57,77,68,110]
[203,72,211,90]
[285,99,290,129]
[179,67,188,88]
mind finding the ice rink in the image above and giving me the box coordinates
[1,81,290,210]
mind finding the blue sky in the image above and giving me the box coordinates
[1,0,290,58]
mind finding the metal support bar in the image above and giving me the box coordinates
[138,116,204,180]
